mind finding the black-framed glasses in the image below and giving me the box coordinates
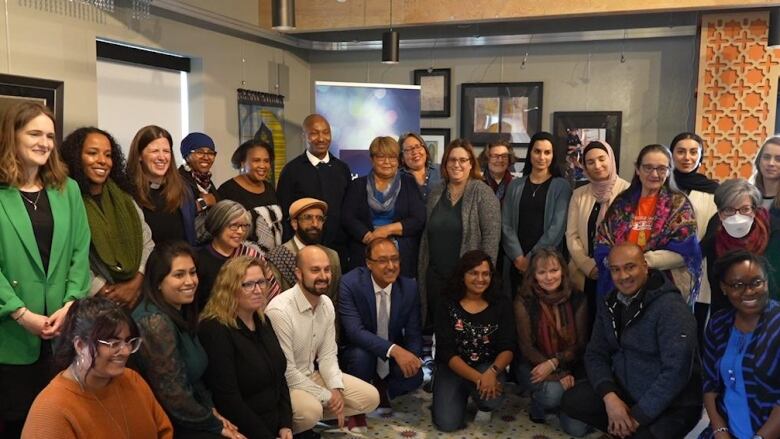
[298,214,326,223]
[720,205,754,216]
[723,278,766,294]
[447,157,470,166]
[241,279,268,292]
[403,144,424,154]
[191,149,217,158]
[488,153,510,161]
[367,255,400,266]
[97,337,143,354]
[639,164,670,175]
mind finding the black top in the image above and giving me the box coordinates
[435,298,516,367]
[517,178,551,253]
[21,190,53,273]
[199,315,293,439]
[195,245,229,310]
[586,202,601,257]
[217,178,280,242]
[427,194,463,279]
[276,153,352,246]
[142,187,186,245]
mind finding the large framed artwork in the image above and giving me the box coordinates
[460,82,543,148]
[413,68,450,118]
[237,89,286,183]
[420,128,451,165]
[552,111,622,187]
[0,74,64,143]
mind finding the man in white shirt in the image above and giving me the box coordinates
[266,245,379,437]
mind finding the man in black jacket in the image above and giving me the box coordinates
[276,114,352,256]
[561,243,702,438]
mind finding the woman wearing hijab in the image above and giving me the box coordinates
[565,141,629,328]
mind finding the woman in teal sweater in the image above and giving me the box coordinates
[0,101,91,435]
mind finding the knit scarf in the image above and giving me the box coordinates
[594,186,702,304]
[532,286,577,357]
[715,207,770,256]
[584,140,619,225]
[485,169,514,202]
[83,179,143,281]
[366,171,402,214]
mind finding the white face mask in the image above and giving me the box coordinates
[722,213,754,238]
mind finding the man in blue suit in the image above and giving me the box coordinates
[339,238,423,412]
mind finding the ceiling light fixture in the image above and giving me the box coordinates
[272,0,296,31]
[382,0,399,63]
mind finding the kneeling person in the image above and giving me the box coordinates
[339,238,423,412]
[266,246,379,437]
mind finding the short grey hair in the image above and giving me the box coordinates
[205,200,251,237]
[714,178,761,210]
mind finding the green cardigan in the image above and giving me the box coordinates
[0,178,91,364]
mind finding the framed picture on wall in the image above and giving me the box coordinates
[413,68,451,118]
[460,82,543,148]
[0,74,64,144]
[552,111,622,187]
[420,128,451,165]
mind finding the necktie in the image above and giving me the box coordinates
[377,289,389,378]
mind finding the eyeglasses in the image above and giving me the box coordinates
[372,154,399,163]
[639,164,670,175]
[227,223,251,232]
[368,255,400,266]
[191,149,217,158]
[403,144,424,154]
[447,157,471,166]
[723,278,766,294]
[720,205,754,216]
[97,337,143,354]
[488,153,510,162]
[241,279,268,292]
[298,214,326,223]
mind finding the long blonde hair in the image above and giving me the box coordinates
[0,101,68,189]
[200,256,268,328]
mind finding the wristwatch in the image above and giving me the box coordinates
[196,197,208,210]
[752,435,764,439]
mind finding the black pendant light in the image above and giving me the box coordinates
[381,0,399,63]
[272,0,296,31]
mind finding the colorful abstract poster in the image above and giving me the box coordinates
[314,81,421,177]
[237,89,286,183]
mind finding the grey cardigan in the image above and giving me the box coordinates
[417,178,501,320]
[501,176,572,260]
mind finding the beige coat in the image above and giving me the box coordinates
[687,190,718,304]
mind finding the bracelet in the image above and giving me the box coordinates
[13,308,27,322]
[548,359,557,371]
[489,364,500,374]
[711,426,729,437]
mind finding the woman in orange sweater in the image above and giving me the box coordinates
[22,296,173,438]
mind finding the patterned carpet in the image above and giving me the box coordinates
[318,386,604,439]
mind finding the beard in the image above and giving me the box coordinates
[302,276,330,296]
[297,227,323,245]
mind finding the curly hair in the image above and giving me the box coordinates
[200,256,268,328]
[446,250,499,303]
[60,127,133,194]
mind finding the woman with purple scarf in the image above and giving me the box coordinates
[594,144,702,305]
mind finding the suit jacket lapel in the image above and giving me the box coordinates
[0,187,45,275]
[363,269,378,331]
[389,281,402,337]
[47,186,67,279]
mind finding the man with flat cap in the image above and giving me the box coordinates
[267,197,342,303]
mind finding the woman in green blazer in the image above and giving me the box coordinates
[0,102,91,435]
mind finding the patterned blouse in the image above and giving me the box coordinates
[435,298,515,367]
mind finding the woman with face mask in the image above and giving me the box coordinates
[701,179,775,314]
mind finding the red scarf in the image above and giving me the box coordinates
[715,207,770,257]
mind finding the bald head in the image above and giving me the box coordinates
[607,243,649,296]
[302,114,331,159]
[295,245,332,297]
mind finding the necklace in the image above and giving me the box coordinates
[447,184,465,204]
[20,190,41,211]
[69,365,130,439]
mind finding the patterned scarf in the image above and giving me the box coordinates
[267,243,297,288]
[83,179,143,281]
[366,171,402,213]
[594,186,702,304]
[485,169,514,202]
[252,205,283,253]
[715,207,770,256]
[532,286,577,357]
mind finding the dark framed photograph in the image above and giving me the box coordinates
[0,74,64,143]
[552,111,622,186]
[460,82,543,148]
[420,128,451,165]
[413,69,451,118]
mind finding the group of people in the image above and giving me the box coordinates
[0,99,779,439]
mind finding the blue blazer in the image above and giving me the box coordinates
[338,267,423,359]
[341,173,425,277]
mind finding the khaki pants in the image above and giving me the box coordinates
[290,372,380,433]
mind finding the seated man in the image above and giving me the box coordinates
[267,197,342,302]
[561,243,702,439]
[266,245,379,438]
[339,238,423,413]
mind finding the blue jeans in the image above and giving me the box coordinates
[516,363,589,437]
[432,362,505,432]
